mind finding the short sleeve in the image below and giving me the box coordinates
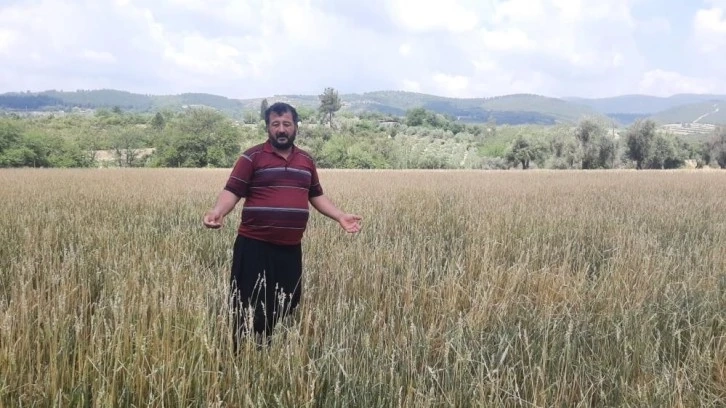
[309,163,323,198]
[224,154,253,197]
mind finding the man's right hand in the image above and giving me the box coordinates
[203,210,224,229]
[203,189,241,229]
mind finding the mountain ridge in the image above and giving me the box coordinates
[1,88,725,127]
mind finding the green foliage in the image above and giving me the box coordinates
[151,112,166,131]
[0,105,706,170]
[709,126,726,168]
[296,106,316,123]
[626,119,657,169]
[316,133,388,169]
[574,118,620,169]
[150,108,241,167]
[504,133,548,169]
[241,111,258,125]
[575,119,603,169]
[405,107,446,128]
[646,133,684,169]
[110,127,148,167]
[597,133,619,169]
[0,119,22,153]
[0,118,94,167]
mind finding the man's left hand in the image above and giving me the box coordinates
[338,214,363,233]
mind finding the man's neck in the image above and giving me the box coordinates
[272,145,293,159]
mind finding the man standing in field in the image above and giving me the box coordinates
[203,102,362,345]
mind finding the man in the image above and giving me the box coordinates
[203,102,362,344]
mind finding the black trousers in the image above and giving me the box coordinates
[230,235,303,341]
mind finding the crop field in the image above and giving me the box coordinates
[1,168,725,407]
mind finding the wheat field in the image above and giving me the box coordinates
[1,168,725,407]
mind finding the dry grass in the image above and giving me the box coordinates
[1,168,725,407]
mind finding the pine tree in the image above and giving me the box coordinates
[318,87,341,127]
[260,98,269,121]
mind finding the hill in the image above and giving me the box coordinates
[252,91,605,124]
[2,89,726,127]
[0,89,609,126]
[565,94,726,115]
[0,90,247,115]
[649,101,725,125]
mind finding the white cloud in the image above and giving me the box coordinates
[477,28,534,51]
[399,43,411,56]
[164,35,243,75]
[432,73,470,96]
[638,17,671,35]
[386,0,479,33]
[80,50,117,64]
[0,0,722,98]
[694,5,726,52]
[0,29,17,53]
[494,0,547,23]
[638,69,716,96]
[402,79,422,92]
[425,0,645,97]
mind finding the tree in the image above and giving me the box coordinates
[405,107,428,127]
[152,108,241,167]
[597,133,618,169]
[242,111,258,124]
[505,134,547,169]
[625,119,656,170]
[547,129,580,169]
[0,119,22,154]
[150,112,166,131]
[0,120,32,167]
[575,119,605,169]
[318,87,342,127]
[711,126,726,169]
[698,141,713,168]
[111,128,146,167]
[296,106,316,123]
[260,99,269,121]
[646,133,684,169]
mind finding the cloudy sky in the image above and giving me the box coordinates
[0,0,725,99]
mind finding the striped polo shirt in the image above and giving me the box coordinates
[224,141,324,246]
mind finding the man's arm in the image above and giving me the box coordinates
[309,195,362,233]
[203,189,242,229]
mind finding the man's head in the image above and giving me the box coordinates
[265,102,299,150]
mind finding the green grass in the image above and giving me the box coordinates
[1,168,725,406]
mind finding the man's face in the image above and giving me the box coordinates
[267,111,297,150]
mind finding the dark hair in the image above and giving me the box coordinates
[264,102,299,126]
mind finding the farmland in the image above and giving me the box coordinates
[1,168,725,406]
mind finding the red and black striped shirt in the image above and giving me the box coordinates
[224,141,324,245]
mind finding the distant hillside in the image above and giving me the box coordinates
[650,101,725,125]
[565,94,726,115]
[3,88,726,127]
[562,94,726,115]
[563,94,726,126]
[242,91,605,125]
[0,89,609,125]
[0,90,246,115]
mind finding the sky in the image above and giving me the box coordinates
[0,0,725,99]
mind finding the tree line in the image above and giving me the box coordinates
[1,87,725,170]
